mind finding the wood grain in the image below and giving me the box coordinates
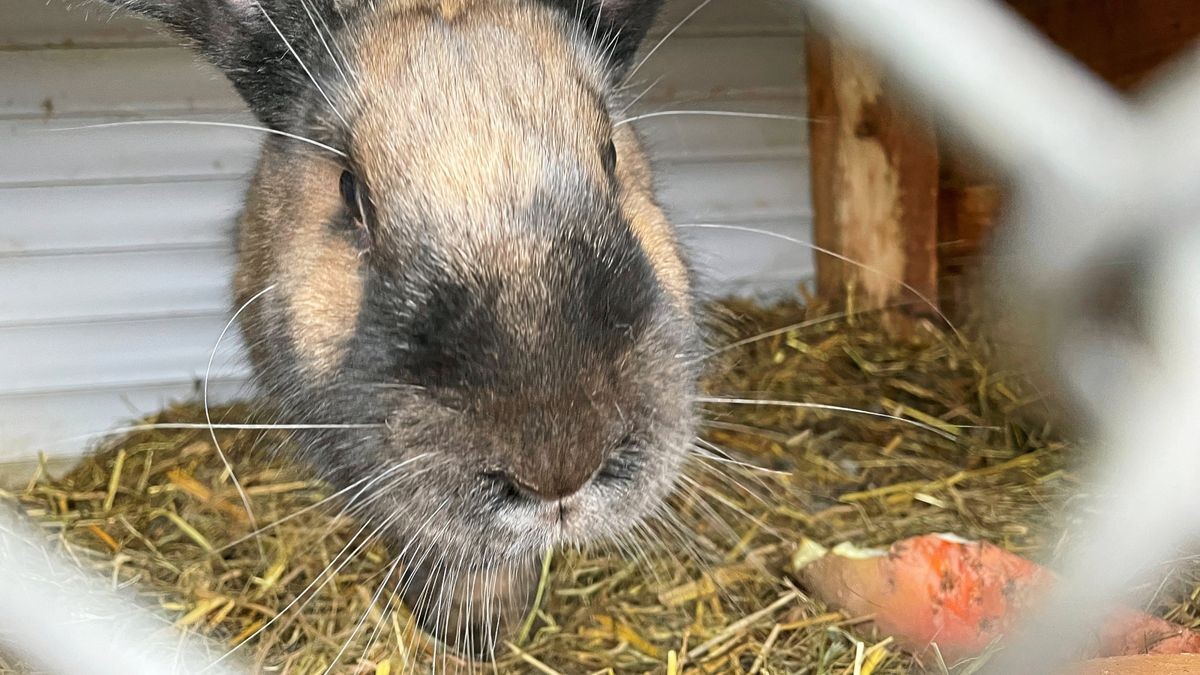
[806,33,939,315]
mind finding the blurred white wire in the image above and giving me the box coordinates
[1,1,1197,672]
[794,0,1200,672]
[0,503,238,674]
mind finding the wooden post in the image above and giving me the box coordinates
[805,2,1200,322]
[805,33,940,317]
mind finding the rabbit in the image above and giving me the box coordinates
[99,0,700,658]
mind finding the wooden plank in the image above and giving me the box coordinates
[806,33,939,313]
[1005,0,1200,92]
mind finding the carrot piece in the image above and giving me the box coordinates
[793,534,1200,663]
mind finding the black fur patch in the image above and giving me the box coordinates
[103,0,354,127]
[539,0,666,75]
[345,197,659,399]
[107,0,662,125]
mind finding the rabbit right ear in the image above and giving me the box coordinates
[105,0,343,125]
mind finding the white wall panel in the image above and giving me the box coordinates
[659,158,810,224]
[0,180,241,254]
[0,248,234,325]
[0,2,168,48]
[2,115,257,185]
[0,48,240,117]
[634,36,805,104]
[0,0,811,464]
[0,315,248,395]
[3,0,802,48]
[639,110,807,162]
[0,379,248,467]
[680,219,816,294]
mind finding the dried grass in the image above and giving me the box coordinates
[5,298,1198,674]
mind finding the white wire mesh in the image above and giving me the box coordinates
[0,503,237,674]
[797,0,1200,672]
[1,1,1197,672]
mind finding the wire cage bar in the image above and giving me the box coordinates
[2,1,1199,672]
[798,0,1200,672]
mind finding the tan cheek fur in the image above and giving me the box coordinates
[614,126,692,311]
[237,151,364,378]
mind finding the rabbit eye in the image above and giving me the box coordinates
[339,170,359,212]
[336,169,371,251]
[602,140,617,174]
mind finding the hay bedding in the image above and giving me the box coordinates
[4,299,1198,674]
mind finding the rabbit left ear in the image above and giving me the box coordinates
[100,0,343,125]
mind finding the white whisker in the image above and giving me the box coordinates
[204,285,276,546]
[322,552,404,675]
[201,514,390,672]
[617,110,809,127]
[619,74,666,114]
[697,395,960,440]
[299,0,349,84]
[623,0,717,84]
[251,0,349,127]
[678,223,965,342]
[47,422,385,449]
[49,121,346,157]
[688,443,790,477]
[705,311,853,359]
[213,455,431,554]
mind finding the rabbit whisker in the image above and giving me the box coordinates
[250,1,349,127]
[616,110,810,127]
[678,222,964,341]
[622,0,717,85]
[49,121,346,157]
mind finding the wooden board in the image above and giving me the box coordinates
[1006,0,1200,92]
[805,34,939,315]
[806,0,1200,316]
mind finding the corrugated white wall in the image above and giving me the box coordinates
[0,0,811,467]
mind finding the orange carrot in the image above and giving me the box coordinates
[793,534,1200,664]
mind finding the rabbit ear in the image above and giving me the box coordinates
[556,0,666,75]
[105,0,343,125]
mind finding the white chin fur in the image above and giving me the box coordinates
[494,485,636,554]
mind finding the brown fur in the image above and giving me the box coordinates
[350,1,610,227]
[216,0,698,658]
[237,0,686,377]
[614,124,691,308]
[235,150,364,378]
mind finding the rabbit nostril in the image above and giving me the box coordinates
[480,470,532,503]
